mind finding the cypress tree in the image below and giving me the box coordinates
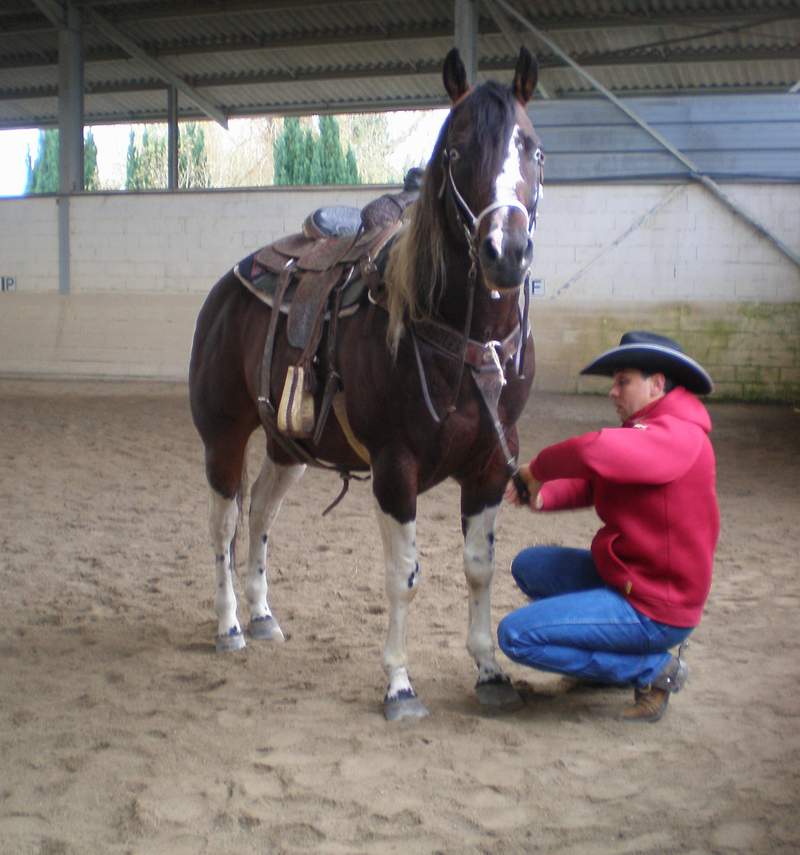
[126,128,142,189]
[25,129,59,193]
[274,117,308,185]
[345,148,360,185]
[179,122,210,188]
[84,129,99,191]
[306,127,322,184]
[318,115,346,184]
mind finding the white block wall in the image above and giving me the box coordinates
[0,182,798,399]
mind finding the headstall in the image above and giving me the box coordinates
[438,145,543,281]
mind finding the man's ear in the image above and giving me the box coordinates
[649,372,667,397]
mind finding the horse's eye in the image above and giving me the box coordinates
[519,137,539,162]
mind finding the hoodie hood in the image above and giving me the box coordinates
[627,386,712,434]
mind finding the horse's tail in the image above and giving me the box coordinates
[231,438,252,574]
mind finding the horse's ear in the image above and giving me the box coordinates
[512,46,538,105]
[443,48,469,104]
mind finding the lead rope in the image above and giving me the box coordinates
[470,341,531,505]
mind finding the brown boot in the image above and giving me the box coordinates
[621,652,689,723]
[621,685,670,722]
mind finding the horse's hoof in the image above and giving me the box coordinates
[215,628,246,653]
[476,675,524,710]
[384,690,430,722]
[249,615,285,642]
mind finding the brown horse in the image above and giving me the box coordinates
[189,48,544,720]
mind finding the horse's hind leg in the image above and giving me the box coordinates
[462,498,523,709]
[245,453,306,642]
[203,430,251,653]
[209,488,246,653]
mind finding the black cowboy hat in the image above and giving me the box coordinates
[580,330,713,395]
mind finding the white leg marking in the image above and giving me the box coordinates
[463,504,505,682]
[245,457,305,637]
[375,504,420,701]
[209,489,242,645]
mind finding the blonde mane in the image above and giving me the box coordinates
[382,82,518,356]
[383,120,452,355]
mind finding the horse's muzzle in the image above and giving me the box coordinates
[479,229,533,291]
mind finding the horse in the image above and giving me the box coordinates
[189,47,544,721]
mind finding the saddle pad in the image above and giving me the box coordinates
[234,252,366,316]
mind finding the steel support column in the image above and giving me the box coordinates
[57,2,83,295]
[167,85,179,190]
[58,3,83,195]
[454,0,479,85]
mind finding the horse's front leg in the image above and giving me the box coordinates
[462,492,523,709]
[245,454,306,642]
[374,500,429,721]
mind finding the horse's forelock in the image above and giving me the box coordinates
[467,82,519,177]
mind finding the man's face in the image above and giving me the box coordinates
[609,368,665,422]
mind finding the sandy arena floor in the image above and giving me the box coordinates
[0,379,798,854]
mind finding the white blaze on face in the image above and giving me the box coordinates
[487,124,525,257]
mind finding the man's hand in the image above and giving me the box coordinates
[504,464,543,510]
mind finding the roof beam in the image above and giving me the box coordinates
[6,3,798,35]
[82,1,800,30]
[3,39,799,102]
[3,40,797,77]
[4,3,799,71]
[82,7,228,127]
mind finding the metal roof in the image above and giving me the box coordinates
[1,0,799,129]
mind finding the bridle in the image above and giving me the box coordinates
[437,144,544,282]
[412,134,544,502]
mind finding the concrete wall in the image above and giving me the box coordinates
[0,182,798,400]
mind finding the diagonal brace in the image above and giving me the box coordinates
[493,0,800,270]
[84,7,228,128]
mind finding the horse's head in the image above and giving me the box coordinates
[437,47,543,294]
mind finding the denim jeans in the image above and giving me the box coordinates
[497,546,693,688]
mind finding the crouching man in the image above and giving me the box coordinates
[499,331,720,722]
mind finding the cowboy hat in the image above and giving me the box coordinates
[580,330,713,395]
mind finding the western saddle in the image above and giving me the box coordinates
[233,188,414,448]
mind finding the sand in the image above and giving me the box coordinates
[1,379,798,854]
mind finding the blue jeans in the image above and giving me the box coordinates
[497,546,693,688]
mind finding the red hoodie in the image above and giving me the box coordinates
[530,387,719,627]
